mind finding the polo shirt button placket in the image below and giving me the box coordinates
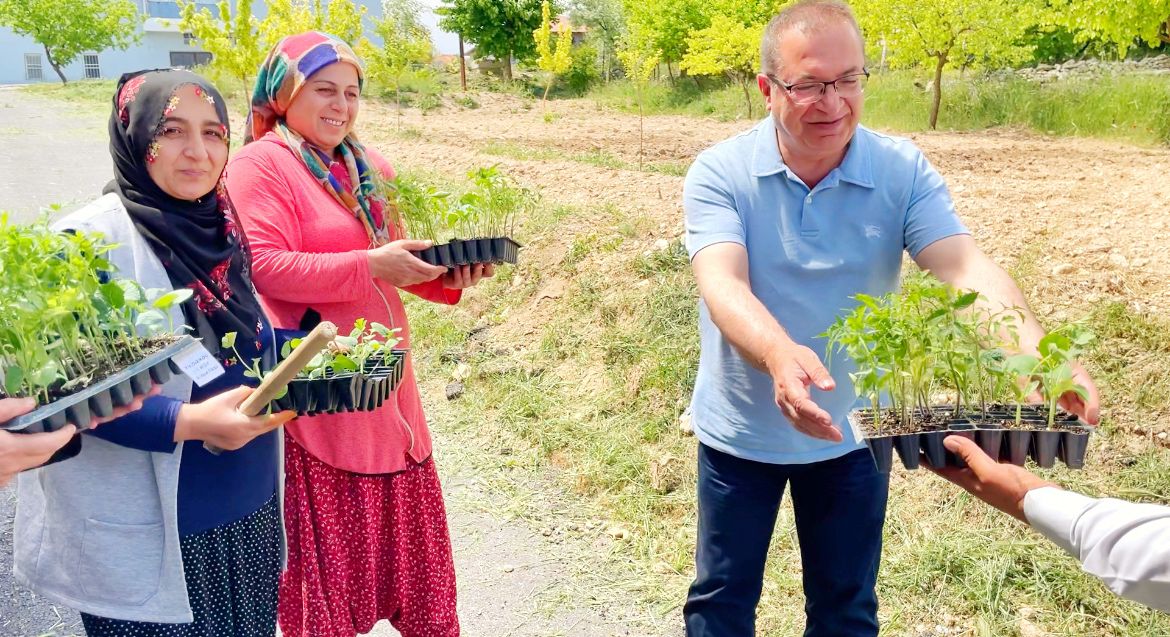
[801,192,819,238]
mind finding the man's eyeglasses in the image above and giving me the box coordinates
[767,70,870,105]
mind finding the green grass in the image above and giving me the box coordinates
[864,72,1170,146]
[402,176,1170,635]
[589,78,760,122]
[480,140,690,176]
[587,71,1170,146]
[23,79,114,115]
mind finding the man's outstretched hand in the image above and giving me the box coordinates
[765,341,840,442]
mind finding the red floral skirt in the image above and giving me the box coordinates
[278,434,459,637]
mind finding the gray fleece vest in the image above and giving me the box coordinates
[14,194,195,622]
[15,195,286,622]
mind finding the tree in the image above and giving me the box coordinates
[0,0,139,84]
[262,0,366,47]
[621,0,707,77]
[680,16,764,118]
[569,0,625,81]
[1049,0,1170,57]
[362,0,432,126]
[181,0,368,89]
[533,0,573,103]
[181,0,264,87]
[617,32,659,168]
[438,0,546,81]
[855,0,1045,129]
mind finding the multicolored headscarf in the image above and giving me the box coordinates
[246,31,390,246]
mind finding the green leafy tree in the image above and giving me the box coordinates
[1049,0,1170,57]
[568,0,625,81]
[564,41,600,92]
[1022,24,1114,64]
[855,0,1045,129]
[621,0,706,76]
[0,0,139,84]
[438,0,546,81]
[181,0,264,87]
[533,0,573,102]
[262,0,366,46]
[680,15,764,118]
[713,0,786,25]
[362,0,433,126]
[181,0,367,89]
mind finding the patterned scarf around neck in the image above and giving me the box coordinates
[246,31,390,246]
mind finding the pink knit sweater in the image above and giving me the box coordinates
[226,132,459,474]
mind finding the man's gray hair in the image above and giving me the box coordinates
[760,0,865,77]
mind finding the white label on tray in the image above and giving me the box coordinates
[171,342,225,387]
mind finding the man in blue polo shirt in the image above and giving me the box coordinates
[682,1,1101,635]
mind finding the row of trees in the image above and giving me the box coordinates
[0,0,434,90]
[180,0,433,93]
[432,0,1167,126]
[3,0,1166,125]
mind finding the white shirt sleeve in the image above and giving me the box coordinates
[1023,486,1170,611]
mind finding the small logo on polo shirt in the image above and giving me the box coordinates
[864,224,882,239]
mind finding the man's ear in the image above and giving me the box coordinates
[757,74,775,110]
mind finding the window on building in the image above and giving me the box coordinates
[170,51,213,68]
[183,32,196,45]
[84,54,101,79]
[147,1,181,18]
[149,1,217,18]
[25,53,43,81]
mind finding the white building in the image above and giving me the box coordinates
[0,0,382,85]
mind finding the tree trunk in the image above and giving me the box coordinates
[44,44,67,84]
[458,35,467,91]
[636,83,645,169]
[740,76,753,119]
[665,60,675,83]
[930,54,946,130]
[692,74,701,90]
[503,52,513,81]
[395,82,402,131]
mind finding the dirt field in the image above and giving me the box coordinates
[362,93,1170,436]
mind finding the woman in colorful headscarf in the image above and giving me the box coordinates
[14,69,294,636]
[225,32,489,637]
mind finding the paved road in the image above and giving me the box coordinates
[0,86,112,223]
[0,85,108,637]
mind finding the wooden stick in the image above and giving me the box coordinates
[204,321,338,454]
[238,321,338,416]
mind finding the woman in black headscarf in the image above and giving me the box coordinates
[14,69,292,637]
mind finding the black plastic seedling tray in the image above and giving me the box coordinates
[264,349,407,417]
[413,237,521,267]
[1,335,195,434]
[851,405,1093,473]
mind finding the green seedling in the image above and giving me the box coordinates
[385,166,533,244]
[0,216,191,403]
[823,273,1091,433]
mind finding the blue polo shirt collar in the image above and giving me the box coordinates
[750,117,875,189]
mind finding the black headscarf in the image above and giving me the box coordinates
[106,69,264,359]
